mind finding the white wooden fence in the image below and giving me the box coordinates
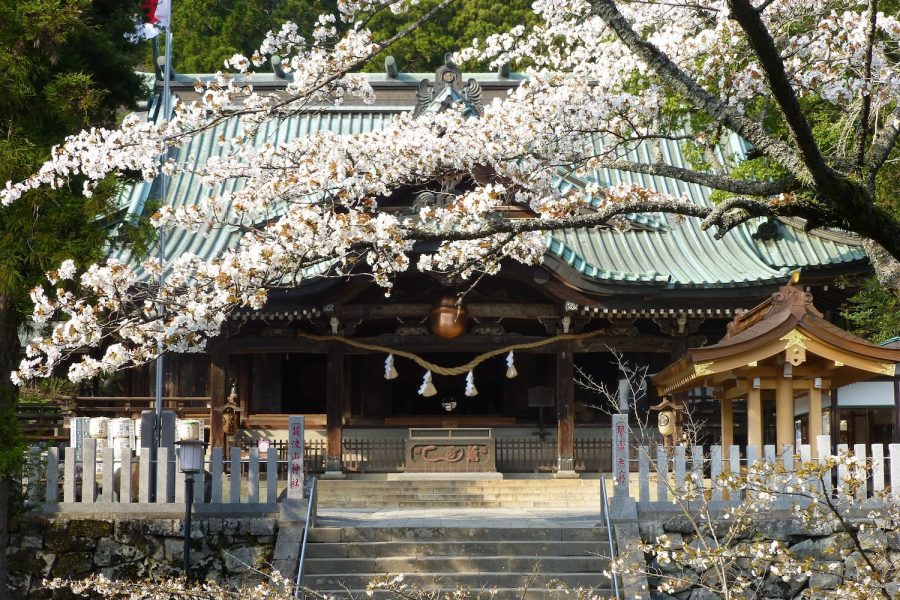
[632,435,900,505]
[44,440,281,507]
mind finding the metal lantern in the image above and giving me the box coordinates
[429,294,467,339]
[177,440,207,474]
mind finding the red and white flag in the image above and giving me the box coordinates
[143,0,171,29]
[127,0,171,41]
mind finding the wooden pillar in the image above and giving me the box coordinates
[775,375,794,450]
[809,381,823,458]
[720,398,734,450]
[747,387,763,450]
[209,350,227,451]
[555,344,576,477]
[894,378,900,444]
[324,344,345,476]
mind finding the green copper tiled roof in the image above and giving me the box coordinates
[112,75,866,290]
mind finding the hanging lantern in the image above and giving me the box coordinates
[429,294,467,339]
[384,354,398,380]
[465,370,478,397]
[506,351,518,378]
[657,410,676,436]
[419,370,437,397]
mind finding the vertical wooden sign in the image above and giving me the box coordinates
[613,414,629,491]
[288,415,305,499]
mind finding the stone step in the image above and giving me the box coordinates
[307,527,605,543]
[301,572,608,590]
[298,587,614,599]
[303,555,608,574]
[321,501,599,509]
[306,540,608,559]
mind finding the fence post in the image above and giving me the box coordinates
[267,449,277,504]
[817,435,832,496]
[872,444,885,493]
[638,447,649,504]
[64,446,76,503]
[230,446,241,504]
[46,447,59,504]
[763,445,776,465]
[853,443,867,500]
[656,446,668,502]
[139,447,151,503]
[890,444,900,501]
[156,447,171,504]
[83,439,97,503]
[249,448,260,504]
[710,446,723,501]
[746,445,758,470]
[691,446,703,495]
[211,447,223,503]
[121,449,133,504]
[101,446,115,503]
[674,446,686,493]
[837,444,849,495]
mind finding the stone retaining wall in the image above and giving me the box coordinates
[637,514,900,600]
[7,515,279,598]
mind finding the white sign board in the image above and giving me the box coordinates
[612,413,629,490]
[288,415,305,499]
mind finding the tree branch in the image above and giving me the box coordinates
[596,160,798,196]
[866,103,900,174]
[589,0,809,182]
[854,0,879,171]
[725,0,834,189]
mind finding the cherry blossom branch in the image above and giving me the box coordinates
[589,0,809,182]
[591,160,798,196]
[854,0,880,171]
[725,0,836,189]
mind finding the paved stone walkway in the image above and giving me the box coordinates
[316,507,604,528]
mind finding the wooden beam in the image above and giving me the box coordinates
[809,382,823,458]
[556,343,575,474]
[325,344,344,474]
[748,387,763,450]
[209,352,227,451]
[775,376,794,450]
[337,303,563,321]
[721,398,734,450]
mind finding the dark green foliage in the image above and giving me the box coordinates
[171,0,337,73]
[0,0,145,479]
[361,0,539,72]
[167,0,536,74]
[841,277,900,344]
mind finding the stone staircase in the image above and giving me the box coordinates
[299,526,613,599]
[316,479,603,509]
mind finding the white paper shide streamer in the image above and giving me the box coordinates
[419,370,437,397]
[465,370,478,397]
[384,353,398,380]
[506,351,517,378]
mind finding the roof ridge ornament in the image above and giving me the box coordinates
[413,54,484,118]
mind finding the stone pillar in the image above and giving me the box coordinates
[324,344,345,478]
[809,381,823,458]
[747,387,763,450]
[720,397,734,450]
[555,344,577,478]
[775,375,794,450]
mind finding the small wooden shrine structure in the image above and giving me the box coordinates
[653,273,900,455]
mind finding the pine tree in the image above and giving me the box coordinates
[0,1,144,596]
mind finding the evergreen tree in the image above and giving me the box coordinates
[0,1,144,596]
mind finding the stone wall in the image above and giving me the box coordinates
[637,514,900,600]
[7,515,279,599]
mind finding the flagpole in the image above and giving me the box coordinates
[152,17,173,498]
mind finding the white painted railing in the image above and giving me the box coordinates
[43,440,282,508]
[631,435,900,505]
